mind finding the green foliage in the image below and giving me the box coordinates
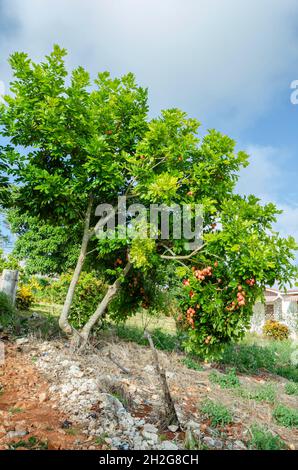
[0,291,16,328]
[273,404,298,428]
[220,339,298,382]
[7,210,81,275]
[284,381,298,396]
[248,383,277,404]
[0,249,20,273]
[263,320,289,341]
[209,368,240,389]
[181,357,204,371]
[42,271,107,329]
[200,399,233,427]
[16,284,34,310]
[248,424,286,450]
[115,324,180,352]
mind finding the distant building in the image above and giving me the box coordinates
[251,288,298,338]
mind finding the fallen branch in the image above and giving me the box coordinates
[144,330,180,428]
[107,350,131,375]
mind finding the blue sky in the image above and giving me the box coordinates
[0,0,298,250]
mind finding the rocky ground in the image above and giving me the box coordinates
[0,335,297,450]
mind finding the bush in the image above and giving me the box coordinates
[0,291,16,327]
[220,343,276,373]
[273,404,298,428]
[16,285,34,311]
[248,424,286,450]
[263,320,289,341]
[181,357,204,371]
[200,399,233,426]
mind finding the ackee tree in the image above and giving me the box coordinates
[1,46,297,355]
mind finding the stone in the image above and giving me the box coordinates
[202,436,223,449]
[233,440,247,450]
[160,440,179,450]
[6,430,28,439]
[38,392,48,403]
[143,423,158,434]
[142,431,158,443]
[168,424,179,433]
[15,338,29,346]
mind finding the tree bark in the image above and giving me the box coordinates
[144,330,180,427]
[77,261,132,348]
[58,197,93,335]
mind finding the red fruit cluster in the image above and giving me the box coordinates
[193,266,212,281]
[186,307,196,328]
[183,278,190,286]
[245,278,256,286]
[237,286,246,306]
[204,335,212,344]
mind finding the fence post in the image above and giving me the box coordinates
[0,269,19,305]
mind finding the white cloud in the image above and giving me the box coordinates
[0,0,298,127]
[237,145,298,251]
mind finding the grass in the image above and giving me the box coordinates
[285,381,298,396]
[209,368,240,389]
[273,404,298,428]
[248,424,286,450]
[219,336,298,382]
[114,324,180,352]
[200,399,233,426]
[249,383,277,404]
[182,357,204,371]
[9,436,48,450]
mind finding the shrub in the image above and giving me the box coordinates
[263,320,289,341]
[284,381,298,396]
[182,357,204,371]
[248,424,286,450]
[200,399,233,426]
[0,291,16,327]
[209,368,240,389]
[220,343,276,373]
[16,285,34,311]
[273,404,298,428]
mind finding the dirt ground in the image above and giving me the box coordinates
[0,341,101,450]
[0,335,297,450]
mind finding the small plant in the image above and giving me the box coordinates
[0,291,16,327]
[284,381,298,396]
[8,407,22,414]
[273,404,298,428]
[209,368,240,389]
[16,284,34,311]
[250,383,277,404]
[263,320,289,341]
[95,433,109,446]
[200,399,233,427]
[248,424,286,450]
[9,436,48,450]
[182,357,204,371]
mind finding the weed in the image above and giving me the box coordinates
[8,407,22,414]
[273,404,298,428]
[200,399,233,427]
[250,383,277,404]
[209,368,240,389]
[182,357,204,371]
[248,424,286,450]
[9,436,48,450]
[284,381,298,396]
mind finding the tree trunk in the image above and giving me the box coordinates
[76,261,132,348]
[58,198,93,336]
